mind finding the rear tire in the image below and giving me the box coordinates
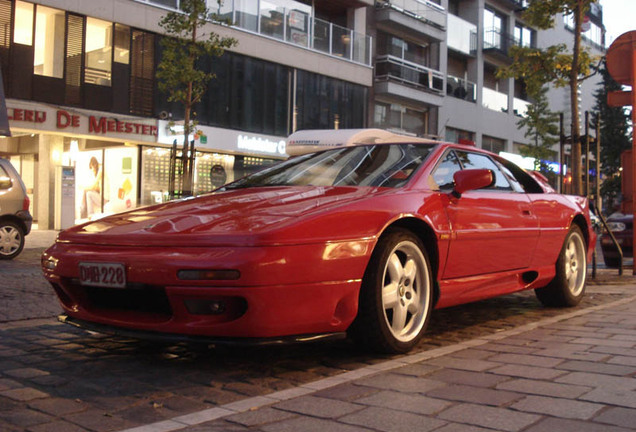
[535,225,587,307]
[0,221,25,260]
[349,228,433,354]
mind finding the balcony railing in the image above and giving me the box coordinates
[482,87,508,113]
[375,55,444,94]
[513,97,530,117]
[134,0,372,66]
[376,0,447,30]
[447,14,477,55]
[446,75,476,102]
[483,27,515,56]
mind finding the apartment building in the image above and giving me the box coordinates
[0,0,605,229]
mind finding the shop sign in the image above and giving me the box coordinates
[7,103,158,143]
[157,121,288,157]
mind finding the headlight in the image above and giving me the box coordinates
[607,222,626,232]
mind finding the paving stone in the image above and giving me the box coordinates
[571,338,636,348]
[607,355,636,366]
[489,364,566,380]
[477,343,537,355]
[0,378,22,391]
[4,368,50,379]
[0,408,52,428]
[313,383,380,402]
[426,384,522,407]
[588,346,636,357]
[556,360,636,376]
[496,378,590,398]
[273,395,364,418]
[393,363,440,377]
[593,407,636,429]
[260,416,372,432]
[340,406,445,432]
[27,419,90,432]
[28,397,87,416]
[511,395,603,420]
[437,403,541,432]
[433,424,498,432]
[0,387,49,401]
[426,369,509,387]
[355,390,451,415]
[485,353,563,368]
[65,409,135,432]
[225,406,298,427]
[443,349,494,360]
[580,388,636,409]
[555,372,636,391]
[524,417,633,432]
[354,373,446,393]
[425,357,499,372]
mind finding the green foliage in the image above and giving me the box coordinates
[593,60,631,212]
[517,85,560,156]
[497,0,599,195]
[500,44,593,97]
[156,0,237,109]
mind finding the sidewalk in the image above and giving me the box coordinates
[118,290,636,432]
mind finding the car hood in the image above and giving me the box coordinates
[57,186,392,247]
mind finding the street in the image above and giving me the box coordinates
[0,232,635,431]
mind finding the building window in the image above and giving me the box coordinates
[482,135,506,154]
[514,24,534,48]
[374,102,428,137]
[484,8,505,50]
[85,18,113,86]
[114,24,130,65]
[14,1,33,46]
[34,5,65,78]
[445,127,474,144]
[377,31,431,66]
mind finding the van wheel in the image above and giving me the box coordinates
[535,225,587,307]
[349,228,433,353]
[0,221,25,260]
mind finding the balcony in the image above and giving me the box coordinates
[482,87,508,113]
[483,27,516,61]
[446,75,476,102]
[447,14,477,55]
[135,0,372,66]
[375,55,444,94]
[513,97,530,117]
[375,0,447,41]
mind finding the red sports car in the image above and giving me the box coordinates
[42,129,596,353]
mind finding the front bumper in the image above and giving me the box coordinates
[42,241,370,339]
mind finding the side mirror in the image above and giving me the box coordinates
[452,169,494,198]
[0,176,12,190]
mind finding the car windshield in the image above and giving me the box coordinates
[224,144,435,189]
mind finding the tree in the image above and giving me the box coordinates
[157,0,237,197]
[517,85,560,160]
[498,0,597,196]
[593,59,631,213]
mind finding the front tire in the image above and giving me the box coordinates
[0,221,25,260]
[535,225,587,307]
[349,228,433,353]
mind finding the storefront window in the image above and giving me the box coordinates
[34,5,65,78]
[14,1,34,46]
[85,18,113,86]
[73,147,138,223]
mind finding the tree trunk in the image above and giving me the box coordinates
[570,2,583,196]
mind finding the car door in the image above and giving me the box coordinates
[434,150,541,279]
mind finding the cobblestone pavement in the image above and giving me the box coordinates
[0,231,635,431]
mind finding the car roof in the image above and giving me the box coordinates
[286,129,441,156]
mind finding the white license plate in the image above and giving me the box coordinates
[79,262,126,288]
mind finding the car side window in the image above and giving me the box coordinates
[430,150,462,190]
[0,165,12,190]
[455,151,512,191]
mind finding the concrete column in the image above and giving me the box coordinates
[37,134,64,230]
